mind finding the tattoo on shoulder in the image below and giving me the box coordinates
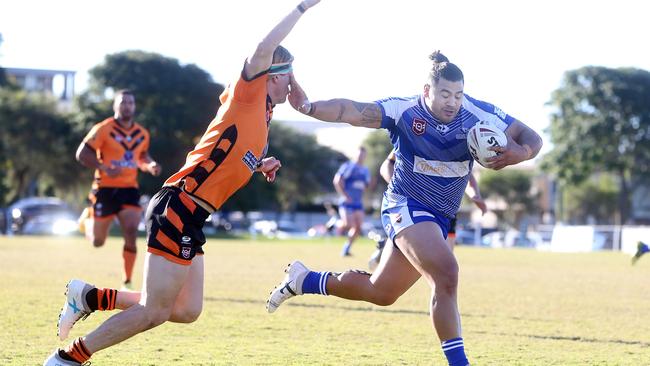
[352,102,382,127]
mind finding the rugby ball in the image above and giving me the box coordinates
[467,121,508,168]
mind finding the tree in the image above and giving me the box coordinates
[542,66,650,223]
[479,168,537,229]
[0,32,6,86]
[74,50,225,196]
[560,174,619,225]
[362,129,392,194]
[224,123,345,212]
[0,89,82,203]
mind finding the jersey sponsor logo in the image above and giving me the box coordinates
[412,118,426,136]
[352,180,366,189]
[182,236,191,243]
[111,151,137,169]
[413,210,435,219]
[413,156,470,178]
[242,150,260,172]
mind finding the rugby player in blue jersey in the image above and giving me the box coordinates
[334,146,370,256]
[267,51,542,366]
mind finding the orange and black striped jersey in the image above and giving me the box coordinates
[165,71,273,212]
[83,117,151,189]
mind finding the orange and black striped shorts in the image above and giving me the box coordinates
[145,186,210,265]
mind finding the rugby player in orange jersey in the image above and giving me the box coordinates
[44,1,321,365]
[76,89,161,290]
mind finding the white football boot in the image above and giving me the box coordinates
[266,260,310,313]
[58,279,94,340]
[43,349,83,366]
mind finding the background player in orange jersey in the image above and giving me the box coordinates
[45,1,321,365]
[76,89,161,290]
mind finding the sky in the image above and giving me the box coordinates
[2,0,649,157]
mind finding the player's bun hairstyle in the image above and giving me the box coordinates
[428,50,464,85]
[272,45,294,65]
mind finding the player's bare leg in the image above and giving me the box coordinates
[394,222,462,340]
[327,240,420,305]
[88,216,112,247]
[82,253,190,353]
[117,208,141,288]
[267,240,420,312]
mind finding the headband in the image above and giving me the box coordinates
[268,62,293,75]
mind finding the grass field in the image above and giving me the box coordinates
[1,235,649,365]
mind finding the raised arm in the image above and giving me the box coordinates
[244,0,321,79]
[288,75,382,129]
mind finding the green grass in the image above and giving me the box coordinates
[1,235,649,365]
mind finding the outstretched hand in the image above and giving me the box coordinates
[300,0,321,10]
[258,157,282,183]
[288,74,310,113]
[485,133,529,170]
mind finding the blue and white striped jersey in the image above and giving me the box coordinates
[336,161,370,207]
[377,94,515,217]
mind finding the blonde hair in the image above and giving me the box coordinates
[272,45,294,65]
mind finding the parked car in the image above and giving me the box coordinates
[8,197,78,235]
[250,219,308,239]
[455,227,499,245]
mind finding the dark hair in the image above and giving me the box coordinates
[114,89,134,99]
[428,50,464,85]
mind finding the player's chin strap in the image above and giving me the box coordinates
[268,62,292,75]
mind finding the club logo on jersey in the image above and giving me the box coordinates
[436,124,450,134]
[181,247,191,259]
[242,151,260,173]
[412,118,426,136]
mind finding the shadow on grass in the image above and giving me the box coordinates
[204,296,650,347]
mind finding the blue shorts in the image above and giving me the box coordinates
[339,202,363,212]
[381,192,451,242]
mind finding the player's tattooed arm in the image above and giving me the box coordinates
[350,101,382,128]
[305,99,382,129]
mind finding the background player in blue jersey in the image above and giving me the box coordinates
[268,50,542,366]
[333,146,370,256]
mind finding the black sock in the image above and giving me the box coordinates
[85,288,98,311]
[58,349,75,361]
